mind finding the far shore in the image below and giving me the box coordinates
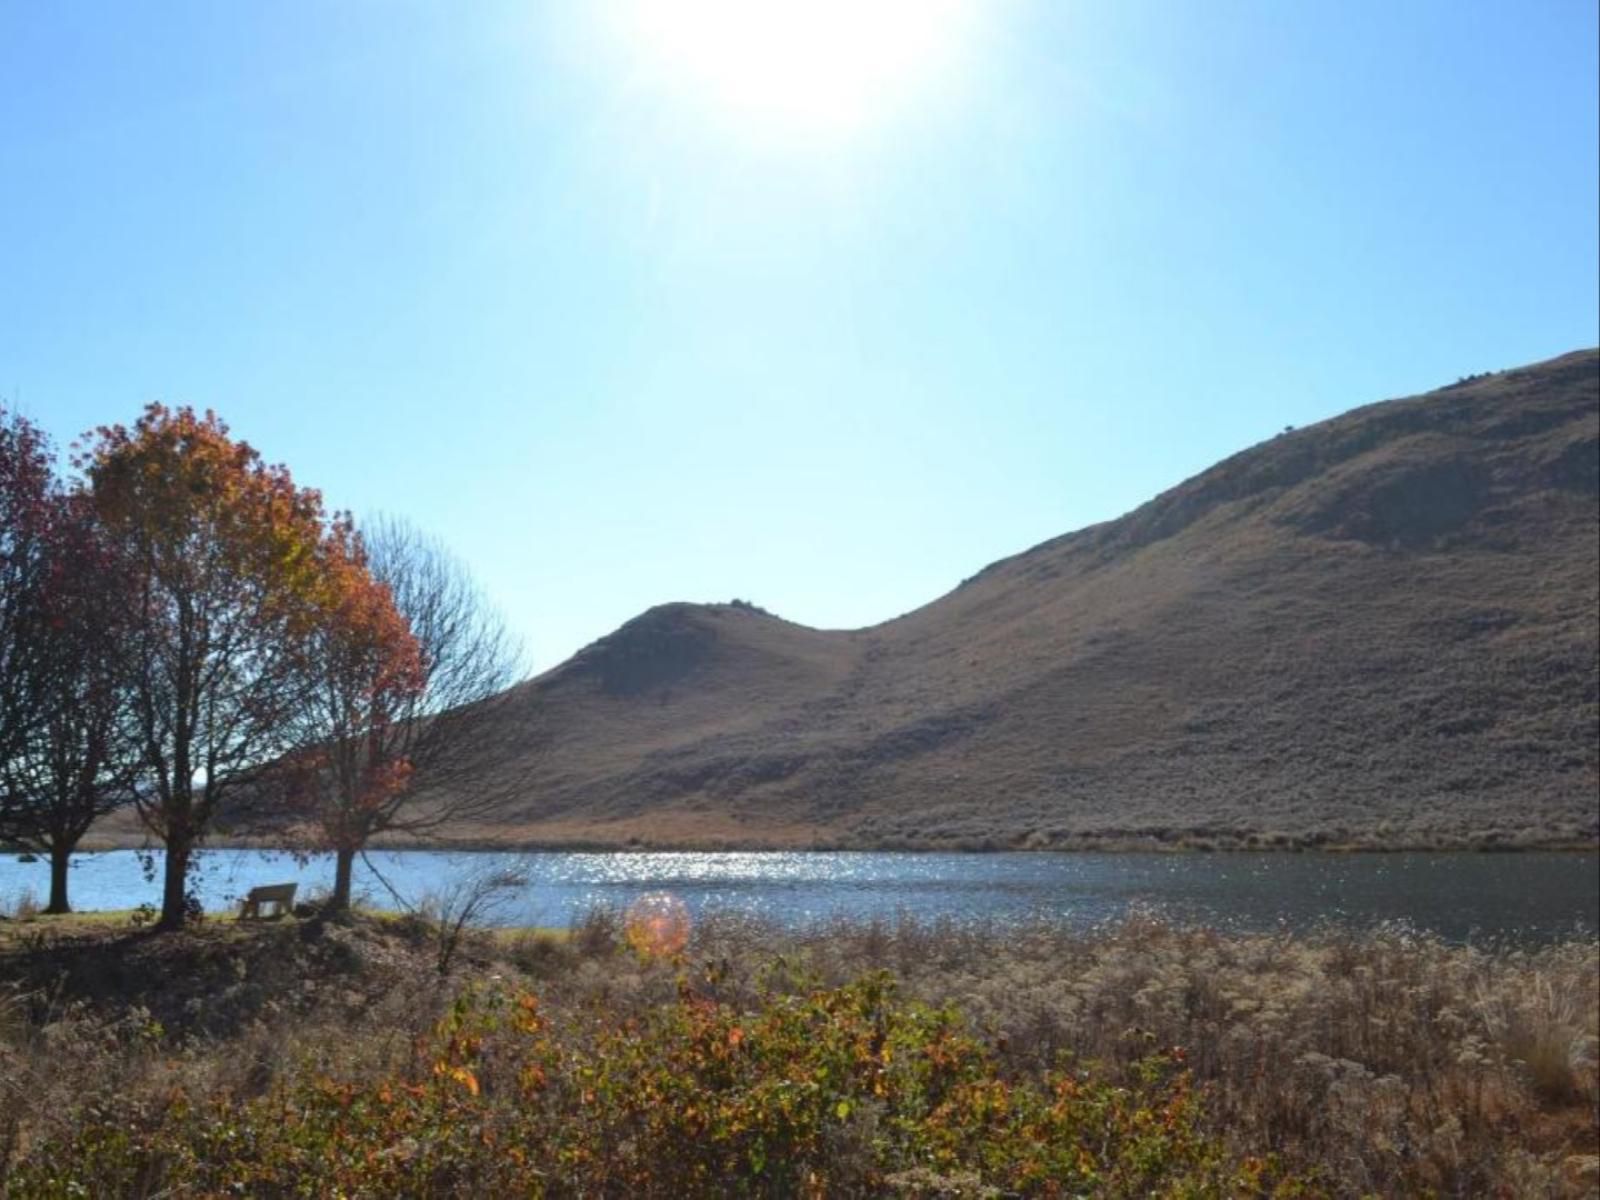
[65,831,1600,856]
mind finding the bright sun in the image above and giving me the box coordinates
[616,0,978,143]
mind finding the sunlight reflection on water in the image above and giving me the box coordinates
[2,850,1594,944]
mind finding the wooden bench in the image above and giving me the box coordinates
[238,883,298,920]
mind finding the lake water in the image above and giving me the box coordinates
[3,849,1595,943]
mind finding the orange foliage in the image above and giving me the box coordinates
[297,517,426,855]
[80,405,426,902]
[78,406,341,921]
[83,404,329,627]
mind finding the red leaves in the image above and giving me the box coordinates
[358,759,415,811]
[317,518,425,704]
[296,519,427,849]
[81,403,331,645]
[1,404,62,791]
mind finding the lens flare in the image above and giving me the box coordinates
[625,892,692,957]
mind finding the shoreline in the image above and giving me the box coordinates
[66,833,1600,855]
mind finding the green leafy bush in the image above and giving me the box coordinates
[9,972,1311,1198]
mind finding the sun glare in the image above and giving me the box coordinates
[617,0,977,143]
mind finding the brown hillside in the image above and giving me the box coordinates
[461,350,1600,850]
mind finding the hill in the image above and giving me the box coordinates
[450,351,1600,850]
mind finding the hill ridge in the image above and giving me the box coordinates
[467,349,1598,851]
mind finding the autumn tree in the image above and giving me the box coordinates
[290,516,525,912]
[281,518,424,911]
[0,405,55,773]
[0,491,140,912]
[82,405,335,929]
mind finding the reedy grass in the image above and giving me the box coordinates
[0,907,1594,1196]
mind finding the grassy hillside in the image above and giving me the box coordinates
[258,350,1597,851]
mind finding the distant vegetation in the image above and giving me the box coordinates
[0,403,521,926]
[0,908,1595,1196]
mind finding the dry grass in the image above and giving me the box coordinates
[0,889,41,921]
[696,913,1600,1195]
[2,908,1594,1195]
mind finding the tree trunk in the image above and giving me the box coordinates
[331,846,356,913]
[158,836,193,930]
[46,843,71,915]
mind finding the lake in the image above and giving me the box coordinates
[3,849,1596,943]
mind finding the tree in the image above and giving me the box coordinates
[280,517,425,911]
[0,405,55,774]
[290,516,525,912]
[0,491,140,912]
[82,405,334,930]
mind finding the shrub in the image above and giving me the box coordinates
[7,973,1308,1198]
[2,913,1594,1197]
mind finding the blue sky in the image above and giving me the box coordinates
[3,1,1596,671]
